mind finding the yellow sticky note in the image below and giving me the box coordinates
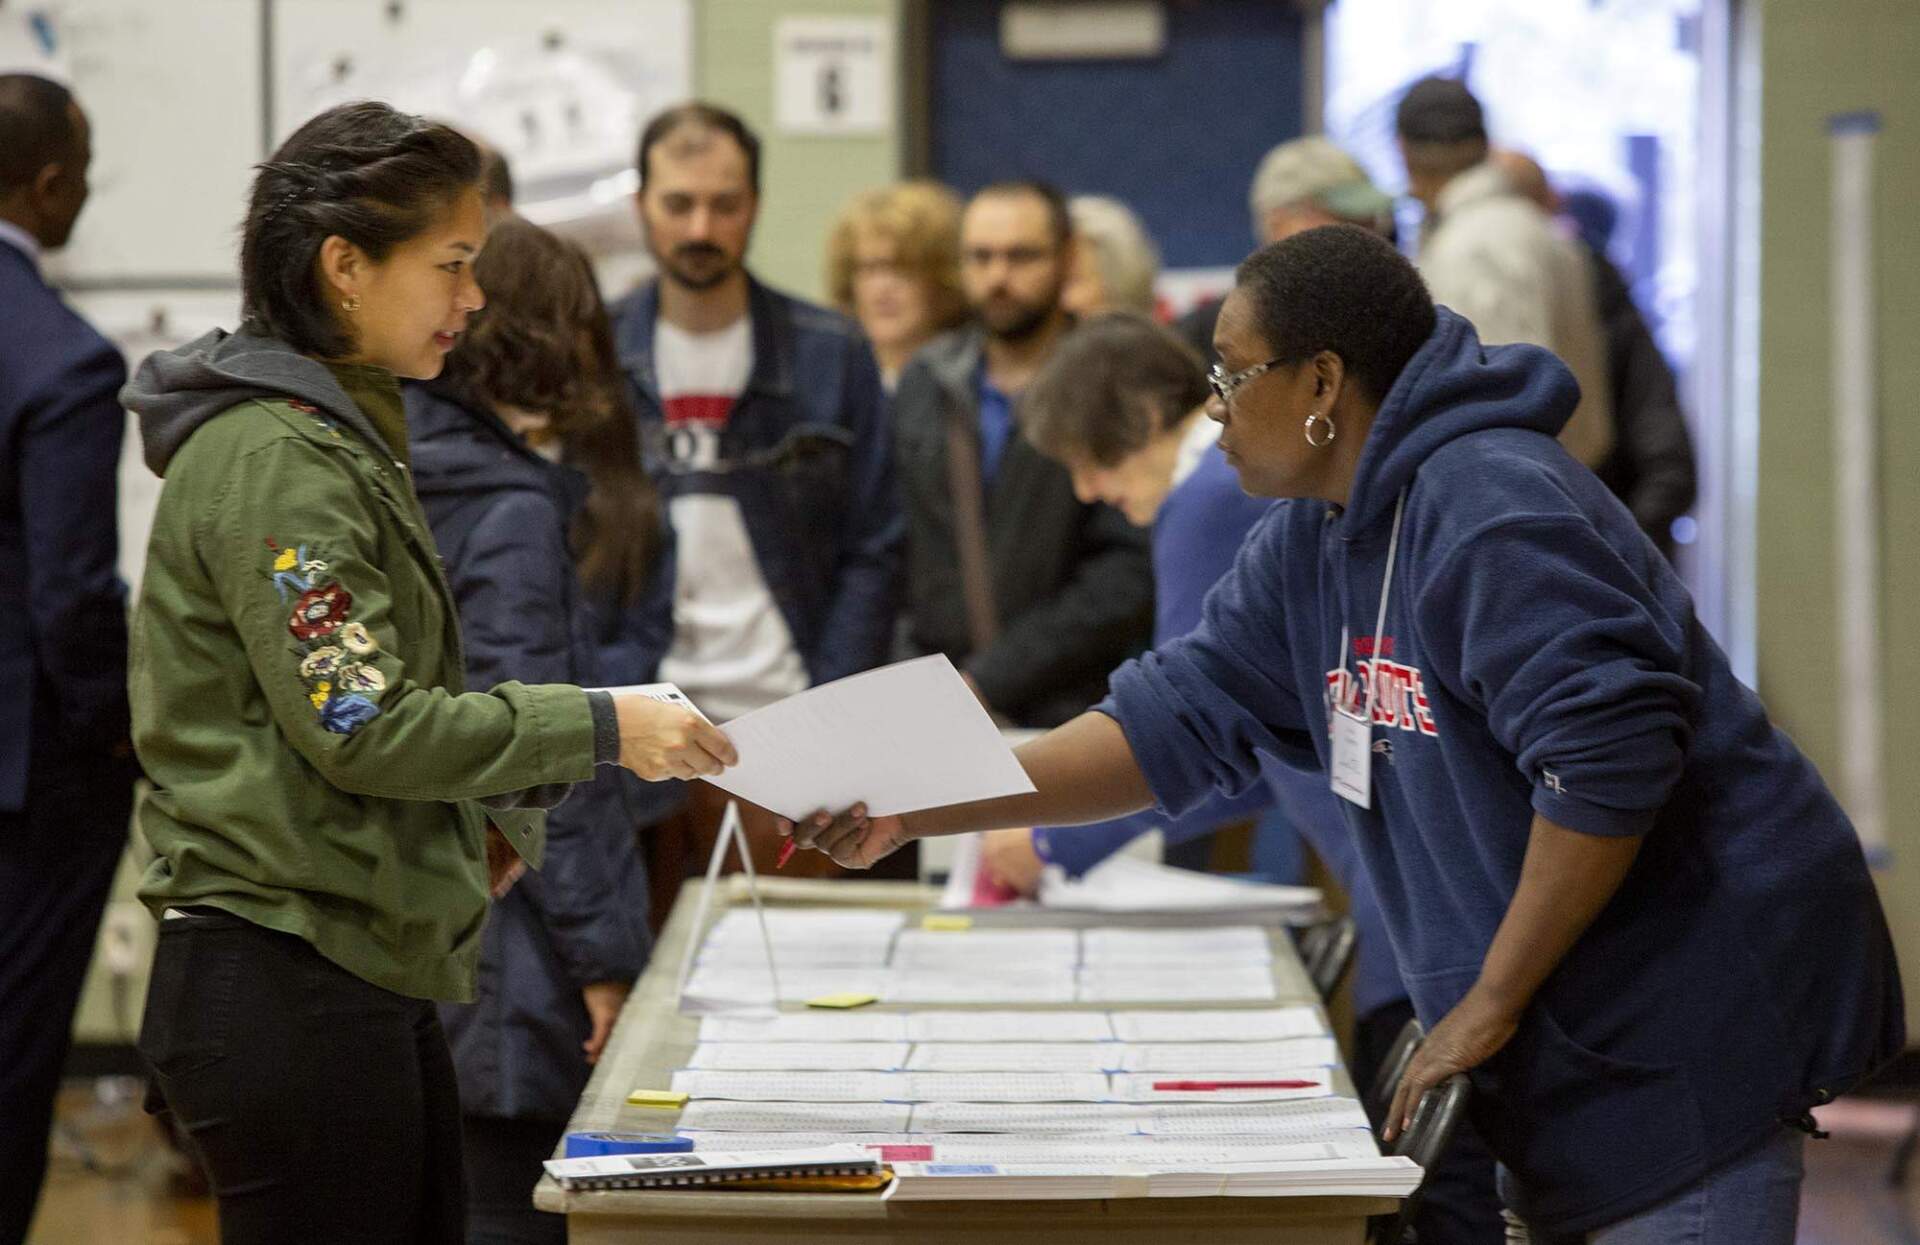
[626,1089,689,1109]
[806,992,880,1010]
[921,914,973,931]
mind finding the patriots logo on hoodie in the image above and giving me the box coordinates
[1325,637,1440,739]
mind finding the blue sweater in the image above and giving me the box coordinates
[1102,310,1902,1233]
[1034,441,1406,1018]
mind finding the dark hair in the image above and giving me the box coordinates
[437,218,662,601]
[972,179,1073,250]
[481,145,515,208]
[0,74,77,197]
[1394,75,1486,144]
[636,102,761,194]
[1233,224,1435,405]
[1395,75,1489,180]
[241,101,482,357]
[1020,313,1209,468]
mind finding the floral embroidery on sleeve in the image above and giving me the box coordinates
[267,537,387,736]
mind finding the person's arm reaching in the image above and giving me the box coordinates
[781,711,1155,868]
[1384,811,1641,1140]
[786,506,1317,868]
[203,437,735,801]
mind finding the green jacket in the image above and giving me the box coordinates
[123,330,618,1001]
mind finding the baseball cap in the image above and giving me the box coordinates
[1249,136,1396,227]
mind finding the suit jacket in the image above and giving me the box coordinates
[0,240,130,810]
[894,327,1154,728]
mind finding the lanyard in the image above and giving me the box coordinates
[1336,490,1408,722]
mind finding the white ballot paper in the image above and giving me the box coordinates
[700,656,1036,821]
[686,1042,912,1071]
[676,1100,914,1133]
[1109,1006,1327,1044]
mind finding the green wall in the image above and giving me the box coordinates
[1753,0,1920,1031]
[694,0,904,301]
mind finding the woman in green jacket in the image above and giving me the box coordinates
[120,102,734,1244]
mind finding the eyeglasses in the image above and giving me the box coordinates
[1207,357,1288,409]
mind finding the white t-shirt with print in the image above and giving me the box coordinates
[653,317,808,722]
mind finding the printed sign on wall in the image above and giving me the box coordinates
[774,16,891,136]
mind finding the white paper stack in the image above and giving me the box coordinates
[658,904,1401,1209]
[685,1042,912,1071]
[1109,1006,1325,1043]
[1040,854,1322,923]
[699,1013,913,1043]
[885,1155,1422,1201]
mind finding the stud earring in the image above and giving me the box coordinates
[341,295,362,313]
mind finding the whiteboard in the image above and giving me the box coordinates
[34,0,263,284]
[271,0,691,244]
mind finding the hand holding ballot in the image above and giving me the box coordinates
[779,803,912,871]
[611,693,738,781]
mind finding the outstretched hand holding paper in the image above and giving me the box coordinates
[624,656,1035,826]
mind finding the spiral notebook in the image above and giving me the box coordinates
[543,1145,881,1191]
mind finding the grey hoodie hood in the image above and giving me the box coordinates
[121,328,390,477]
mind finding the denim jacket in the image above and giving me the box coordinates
[609,277,902,687]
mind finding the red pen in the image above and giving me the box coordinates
[1151,1079,1321,1092]
[776,838,798,870]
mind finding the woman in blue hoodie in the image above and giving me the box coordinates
[786,224,1902,1242]
[405,217,676,1245]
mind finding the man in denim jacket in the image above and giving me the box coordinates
[609,103,901,721]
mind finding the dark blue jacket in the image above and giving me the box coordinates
[1103,310,1903,1233]
[1038,443,1404,1018]
[0,240,130,808]
[609,278,902,686]
[406,383,673,1120]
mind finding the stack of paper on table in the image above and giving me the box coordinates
[684,917,1297,1008]
[1037,854,1323,923]
[684,909,902,1006]
[669,1069,1333,1104]
[659,905,1404,1203]
[885,1155,1421,1201]
[676,1097,1377,1144]
[693,1005,1329,1046]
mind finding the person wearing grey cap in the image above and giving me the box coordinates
[1175,135,1396,365]
[1395,74,1616,470]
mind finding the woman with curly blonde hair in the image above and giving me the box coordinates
[825,180,967,389]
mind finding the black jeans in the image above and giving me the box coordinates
[463,1115,568,1245]
[0,755,132,1245]
[138,911,465,1244]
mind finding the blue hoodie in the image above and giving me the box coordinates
[1036,443,1407,1019]
[1102,309,1903,1233]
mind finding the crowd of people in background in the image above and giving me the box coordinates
[0,63,1714,1245]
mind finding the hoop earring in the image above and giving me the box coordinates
[341,295,362,313]
[1304,411,1336,448]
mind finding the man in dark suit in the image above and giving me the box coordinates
[0,74,137,1245]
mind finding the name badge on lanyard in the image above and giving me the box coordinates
[1329,704,1374,809]
[1329,491,1407,811]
